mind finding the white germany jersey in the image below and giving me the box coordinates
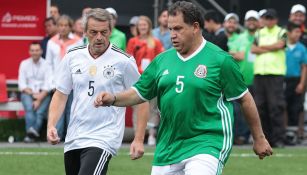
[55,43,140,155]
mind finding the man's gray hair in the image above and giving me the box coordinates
[82,8,112,31]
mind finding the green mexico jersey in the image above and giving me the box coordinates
[133,39,247,166]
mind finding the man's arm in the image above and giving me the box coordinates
[229,51,245,61]
[251,44,270,54]
[94,88,145,107]
[95,88,148,160]
[296,64,307,94]
[130,102,149,160]
[47,90,68,144]
[32,90,49,110]
[238,92,273,159]
[259,40,286,51]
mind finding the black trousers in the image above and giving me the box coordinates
[64,147,112,175]
[285,77,305,126]
[254,75,286,145]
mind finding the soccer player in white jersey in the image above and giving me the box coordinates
[94,1,273,175]
[47,8,146,175]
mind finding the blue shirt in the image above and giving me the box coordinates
[286,42,307,77]
[152,27,172,50]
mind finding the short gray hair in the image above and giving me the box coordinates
[82,8,112,32]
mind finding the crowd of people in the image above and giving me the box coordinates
[18,1,306,153]
[15,1,307,174]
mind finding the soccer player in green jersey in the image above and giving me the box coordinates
[94,1,272,174]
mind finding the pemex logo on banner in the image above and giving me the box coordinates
[2,12,12,23]
[1,12,38,28]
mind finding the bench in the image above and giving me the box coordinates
[0,74,24,118]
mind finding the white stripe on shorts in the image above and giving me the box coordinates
[93,150,110,175]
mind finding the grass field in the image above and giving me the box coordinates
[0,145,307,175]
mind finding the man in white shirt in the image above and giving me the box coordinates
[18,42,52,143]
[46,15,80,141]
[47,8,146,175]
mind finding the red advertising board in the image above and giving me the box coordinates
[0,0,48,79]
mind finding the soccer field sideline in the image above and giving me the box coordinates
[1,146,307,175]
[1,149,307,158]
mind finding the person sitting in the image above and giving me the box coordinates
[18,42,52,142]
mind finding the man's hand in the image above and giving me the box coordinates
[253,136,273,160]
[23,88,33,95]
[295,83,304,94]
[94,92,115,107]
[33,100,41,110]
[130,139,144,160]
[32,93,44,101]
[47,126,60,145]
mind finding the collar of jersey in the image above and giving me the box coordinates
[87,42,111,60]
[177,37,206,62]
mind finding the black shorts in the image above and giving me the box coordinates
[64,147,112,175]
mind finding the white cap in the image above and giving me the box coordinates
[258,9,267,17]
[106,7,118,18]
[224,13,239,22]
[129,16,139,25]
[291,4,306,14]
[245,10,259,20]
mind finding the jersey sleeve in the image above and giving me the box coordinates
[220,56,248,101]
[132,58,158,101]
[123,56,140,89]
[54,54,73,95]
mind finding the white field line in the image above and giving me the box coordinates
[0,152,306,158]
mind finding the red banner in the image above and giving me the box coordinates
[0,0,48,79]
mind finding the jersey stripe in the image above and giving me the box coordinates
[216,93,233,175]
[111,45,131,58]
[221,95,233,161]
[67,45,87,54]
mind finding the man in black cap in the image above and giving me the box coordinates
[251,8,287,148]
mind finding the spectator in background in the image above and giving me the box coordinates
[203,10,228,51]
[18,42,52,143]
[231,10,259,87]
[289,4,307,47]
[50,4,60,21]
[152,9,172,50]
[46,15,80,141]
[230,10,260,144]
[224,13,240,52]
[251,9,287,148]
[129,16,139,39]
[126,16,164,146]
[106,7,127,50]
[258,9,267,29]
[285,22,307,144]
[73,17,84,38]
[127,15,164,73]
[41,17,57,59]
[74,7,93,46]
[46,15,80,77]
